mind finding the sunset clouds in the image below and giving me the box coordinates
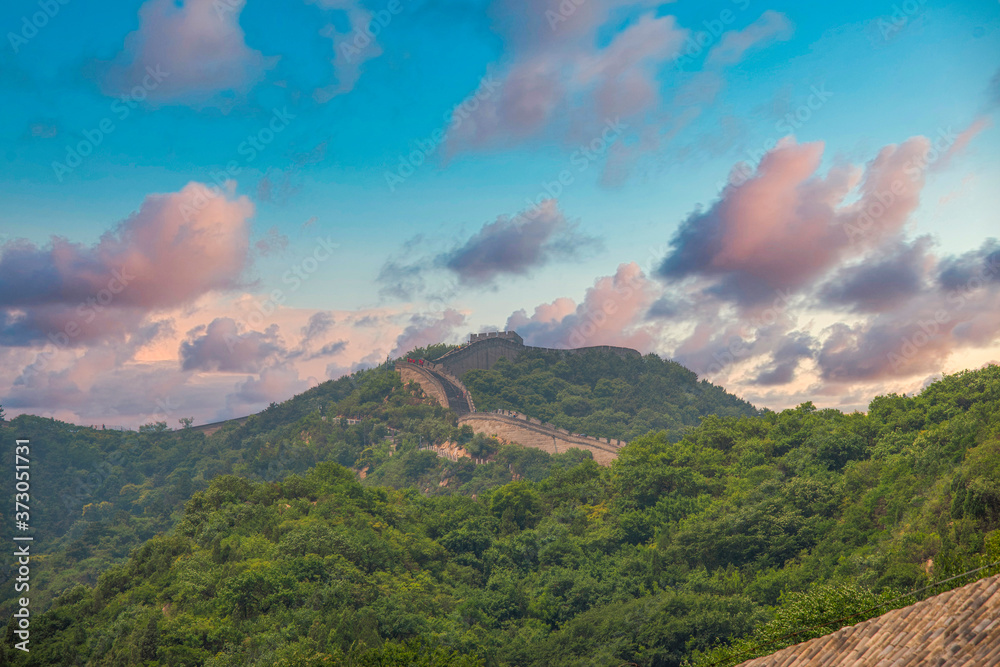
[507,127,999,407]
[0,182,253,346]
[1,1,997,426]
[447,3,689,151]
[377,200,599,298]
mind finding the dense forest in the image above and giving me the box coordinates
[1,355,998,666]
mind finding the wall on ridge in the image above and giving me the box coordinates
[396,362,625,464]
[458,413,621,466]
[437,337,526,377]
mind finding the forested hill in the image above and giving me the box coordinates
[0,348,742,616]
[460,347,758,441]
[4,365,999,666]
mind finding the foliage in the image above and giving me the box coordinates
[3,359,999,666]
[462,349,758,441]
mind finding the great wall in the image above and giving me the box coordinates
[396,331,634,465]
[188,330,635,466]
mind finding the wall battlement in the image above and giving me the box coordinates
[468,331,523,344]
[397,332,634,463]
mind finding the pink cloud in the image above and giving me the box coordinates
[706,10,794,66]
[0,182,254,345]
[507,262,657,351]
[447,7,686,152]
[659,135,932,304]
[931,116,992,172]
[227,364,311,413]
[180,318,284,373]
[310,0,384,103]
[390,309,467,357]
[102,0,276,107]
[575,14,686,119]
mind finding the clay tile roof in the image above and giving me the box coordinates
[736,574,1000,667]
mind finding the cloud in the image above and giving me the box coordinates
[706,10,794,66]
[301,311,336,342]
[575,14,688,120]
[751,331,815,385]
[180,318,284,373]
[447,5,686,152]
[657,136,930,306]
[390,309,466,357]
[937,239,1000,291]
[29,123,58,138]
[377,201,600,298]
[930,117,991,172]
[0,182,254,346]
[310,0,384,103]
[102,0,276,108]
[307,341,348,360]
[816,243,1000,383]
[256,141,329,204]
[639,132,999,389]
[506,262,656,351]
[817,238,933,313]
[458,131,999,398]
[646,294,687,319]
[438,199,600,285]
[377,250,431,301]
[254,227,290,257]
[226,364,310,413]
[986,67,1000,111]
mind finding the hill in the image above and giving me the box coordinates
[0,348,747,614]
[4,364,998,666]
[460,347,757,441]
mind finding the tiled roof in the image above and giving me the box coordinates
[737,574,1000,666]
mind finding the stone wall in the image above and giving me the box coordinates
[423,361,476,412]
[458,413,621,466]
[399,336,635,465]
[436,337,526,377]
[396,363,449,408]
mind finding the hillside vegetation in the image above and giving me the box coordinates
[0,350,752,614]
[462,348,758,441]
[5,364,998,666]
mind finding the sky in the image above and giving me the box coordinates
[0,0,998,428]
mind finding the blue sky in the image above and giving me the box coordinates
[1,0,998,426]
